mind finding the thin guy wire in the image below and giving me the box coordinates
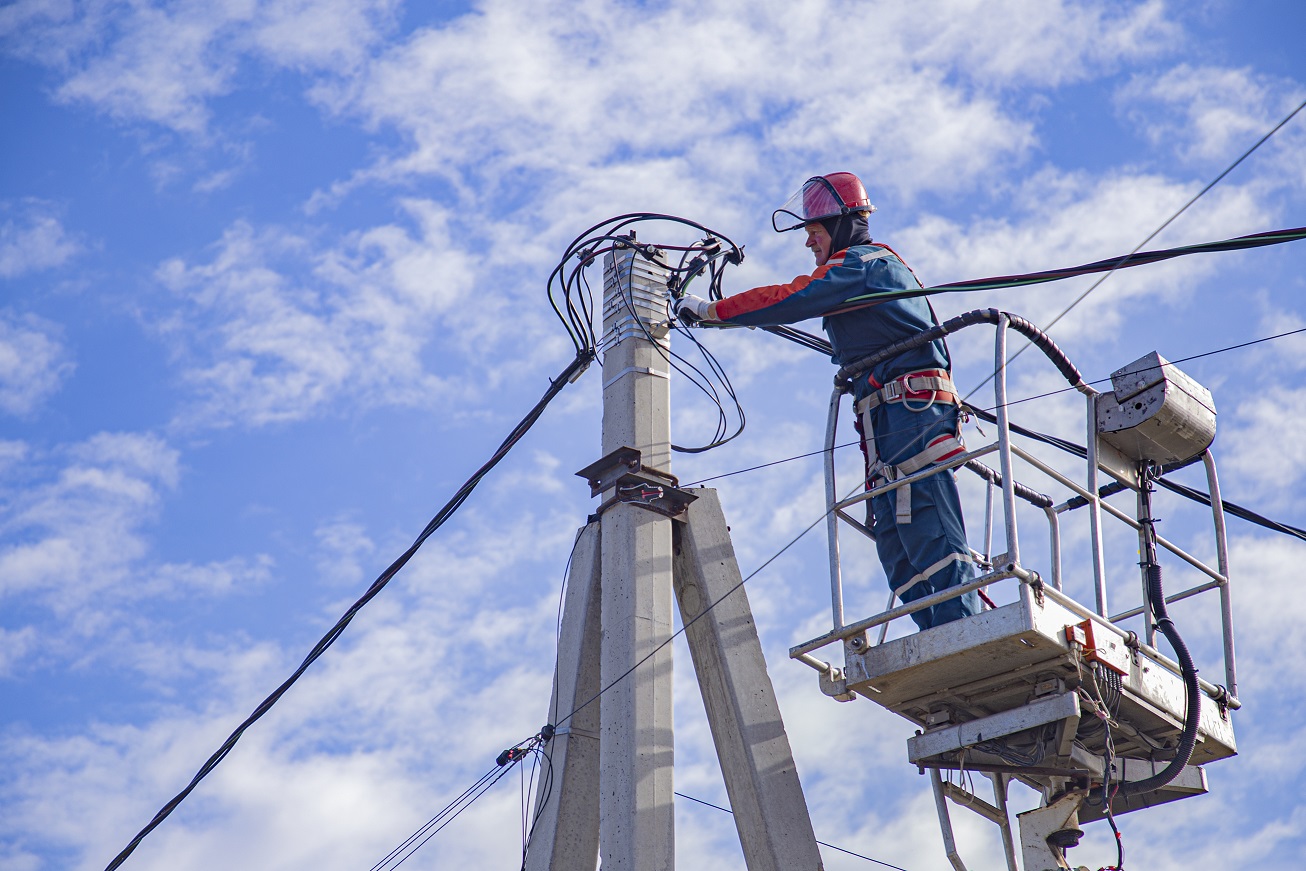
[687,322,1306,487]
[674,791,910,870]
[553,495,835,730]
[964,95,1306,401]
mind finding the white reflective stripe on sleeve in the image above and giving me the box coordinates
[893,551,974,598]
[859,248,895,263]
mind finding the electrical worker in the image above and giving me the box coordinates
[674,172,979,630]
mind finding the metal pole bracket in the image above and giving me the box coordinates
[576,446,697,518]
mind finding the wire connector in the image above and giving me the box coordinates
[619,482,665,504]
[497,745,528,767]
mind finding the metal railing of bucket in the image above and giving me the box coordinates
[790,309,1239,712]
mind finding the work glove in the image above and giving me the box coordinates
[673,294,712,325]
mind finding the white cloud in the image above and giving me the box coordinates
[248,0,400,71]
[903,0,1177,87]
[313,0,1175,214]
[900,166,1273,356]
[55,2,238,137]
[0,626,38,678]
[0,202,80,278]
[0,440,26,472]
[1117,63,1306,168]
[0,311,74,417]
[313,518,374,587]
[1,0,399,137]
[0,432,172,607]
[1217,383,1306,501]
[0,431,274,641]
[155,206,478,429]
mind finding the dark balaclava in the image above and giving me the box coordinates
[820,212,872,255]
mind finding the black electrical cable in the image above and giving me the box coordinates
[642,243,749,452]
[714,313,1306,543]
[369,764,503,871]
[370,735,546,871]
[815,225,1306,310]
[966,95,1306,398]
[545,213,742,353]
[102,352,594,871]
[546,216,749,454]
[1120,545,1201,794]
[964,403,1306,542]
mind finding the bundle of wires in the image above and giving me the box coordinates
[544,213,751,452]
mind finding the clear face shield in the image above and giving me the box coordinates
[771,175,877,233]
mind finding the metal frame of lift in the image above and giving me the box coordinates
[790,313,1240,871]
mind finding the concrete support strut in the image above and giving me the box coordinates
[526,523,602,871]
[673,490,824,871]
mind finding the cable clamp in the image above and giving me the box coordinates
[566,356,593,384]
[602,366,670,390]
[577,446,696,518]
[551,724,599,741]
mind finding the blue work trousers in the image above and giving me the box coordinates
[859,400,980,630]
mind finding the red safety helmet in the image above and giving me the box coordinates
[772,172,876,233]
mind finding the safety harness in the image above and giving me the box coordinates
[856,368,974,604]
[854,368,967,525]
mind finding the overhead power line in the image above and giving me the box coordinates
[929,226,1306,296]
[696,321,1306,542]
[964,95,1306,397]
[675,790,910,870]
[103,352,593,871]
[1010,96,1306,332]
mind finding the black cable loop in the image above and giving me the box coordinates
[834,308,1087,393]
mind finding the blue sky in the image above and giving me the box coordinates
[3,1,1306,869]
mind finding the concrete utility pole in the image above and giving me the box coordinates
[597,247,676,869]
[526,246,824,871]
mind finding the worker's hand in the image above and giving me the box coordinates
[673,294,712,325]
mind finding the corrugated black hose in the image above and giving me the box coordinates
[1117,560,1202,796]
